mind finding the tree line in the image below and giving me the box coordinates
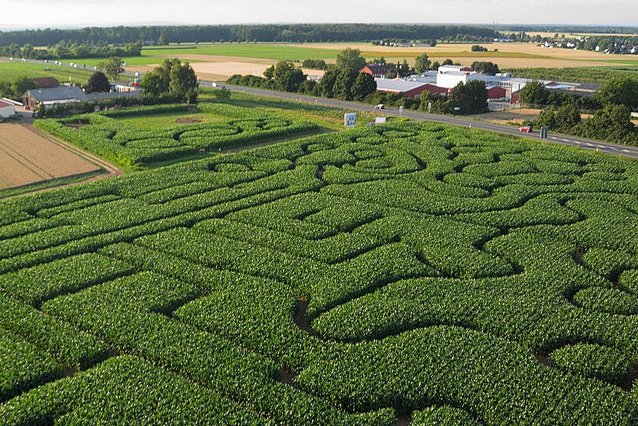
[0,42,142,60]
[521,79,638,146]
[0,24,500,46]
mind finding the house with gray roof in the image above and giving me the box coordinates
[23,86,87,110]
[22,86,142,110]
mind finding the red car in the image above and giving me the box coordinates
[519,125,533,133]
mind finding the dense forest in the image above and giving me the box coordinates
[0,24,501,46]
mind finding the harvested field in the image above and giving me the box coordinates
[469,108,543,125]
[131,56,325,81]
[0,124,101,190]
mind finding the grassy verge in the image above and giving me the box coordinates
[0,170,106,200]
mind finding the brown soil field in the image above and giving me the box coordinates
[131,56,325,81]
[469,108,542,125]
[471,108,594,126]
[0,124,101,189]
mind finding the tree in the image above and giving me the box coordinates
[317,68,339,98]
[431,61,441,71]
[576,104,635,142]
[263,65,274,80]
[271,61,306,92]
[84,71,111,93]
[595,77,638,111]
[141,58,198,103]
[537,107,557,130]
[332,68,359,100]
[450,80,488,114]
[336,48,366,71]
[351,72,377,101]
[169,60,198,103]
[414,53,431,73]
[98,56,125,81]
[554,103,581,130]
[13,76,37,97]
[442,59,454,66]
[140,72,166,97]
[519,81,549,106]
[471,61,500,75]
[397,59,412,77]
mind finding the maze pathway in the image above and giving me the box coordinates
[1,122,638,425]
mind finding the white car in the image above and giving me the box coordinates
[374,104,385,110]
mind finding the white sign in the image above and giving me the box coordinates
[344,113,357,128]
[375,117,387,124]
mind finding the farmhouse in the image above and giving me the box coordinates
[0,99,16,118]
[22,86,142,110]
[361,63,397,78]
[375,78,448,98]
[23,86,87,110]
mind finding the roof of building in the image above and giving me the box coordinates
[363,63,397,74]
[375,78,444,93]
[0,99,15,108]
[32,77,60,89]
[25,86,87,102]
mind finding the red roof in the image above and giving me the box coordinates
[0,100,15,108]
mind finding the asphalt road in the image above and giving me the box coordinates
[211,82,638,161]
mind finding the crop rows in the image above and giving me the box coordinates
[34,103,318,168]
[0,120,638,424]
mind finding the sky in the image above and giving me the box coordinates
[0,0,637,29]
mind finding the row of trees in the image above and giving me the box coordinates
[0,25,501,46]
[526,78,638,145]
[0,42,142,60]
[228,49,377,102]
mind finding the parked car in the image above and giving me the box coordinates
[519,125,533,133]
[374,104,385,110]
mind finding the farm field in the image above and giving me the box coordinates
[63,41,637,82]
[36,103,321,169]
[0,59,93,86]
[0,121,638,424]
[0,124,103,193]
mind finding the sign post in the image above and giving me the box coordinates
[540,126,548,139]
[344,113,357,128]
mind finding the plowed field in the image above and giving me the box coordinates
[0,124,100,189]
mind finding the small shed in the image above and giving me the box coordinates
[0,99,16,118]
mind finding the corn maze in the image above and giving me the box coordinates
[1,121,638,425]
[35,103,318,169]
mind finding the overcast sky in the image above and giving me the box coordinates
[1,0,636,29]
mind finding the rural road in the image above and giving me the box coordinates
[212,82,638,161]
[3,57,638,160]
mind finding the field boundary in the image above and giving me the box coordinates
[2,124,123,198]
